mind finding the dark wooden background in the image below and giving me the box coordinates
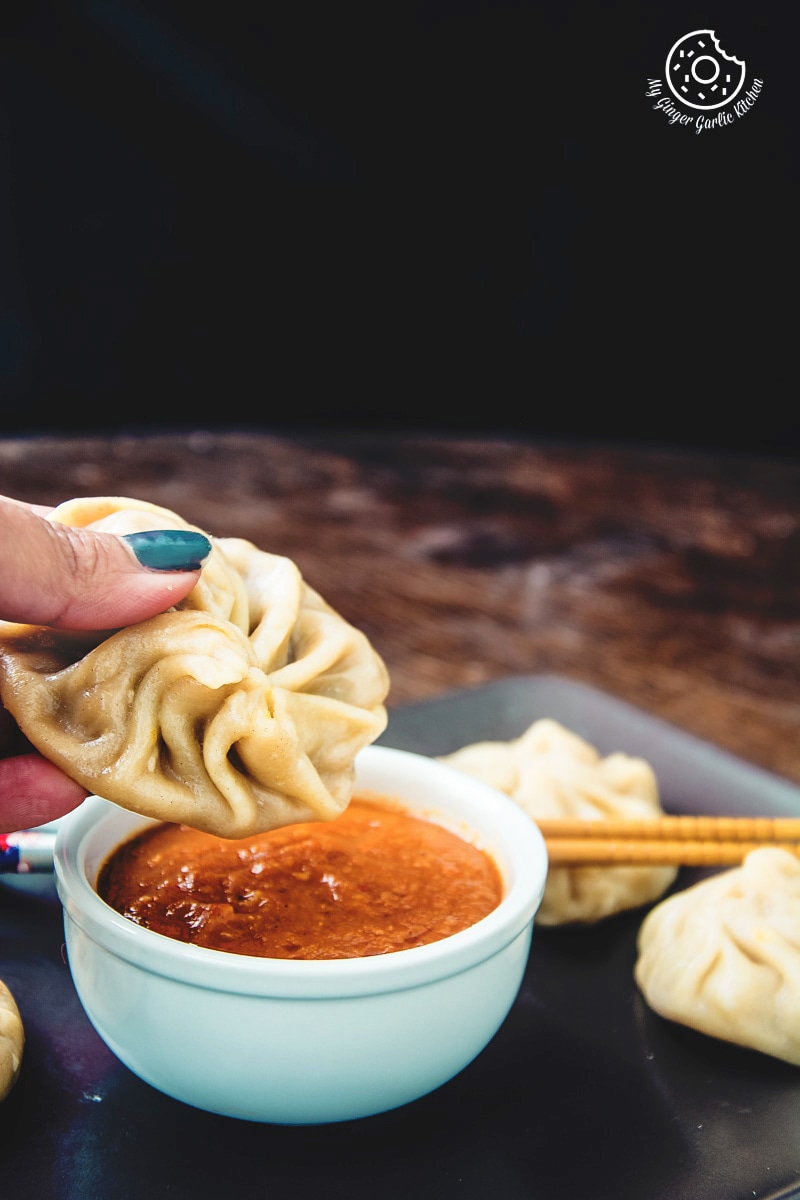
[1,428,798,786]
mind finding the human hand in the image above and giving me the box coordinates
[0,495,211,833]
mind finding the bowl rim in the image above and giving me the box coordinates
[55,744,548,999]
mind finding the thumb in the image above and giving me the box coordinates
[0,497,211,630]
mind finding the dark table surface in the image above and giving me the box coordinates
[2,427,800,1200]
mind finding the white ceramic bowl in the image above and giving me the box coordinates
[54,745,548,1125]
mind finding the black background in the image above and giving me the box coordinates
[0,2,796,454]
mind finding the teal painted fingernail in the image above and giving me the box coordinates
[123,530,212,571]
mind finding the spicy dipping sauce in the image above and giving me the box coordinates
[97,797,503,960]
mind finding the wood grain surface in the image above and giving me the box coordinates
[1,428,798,783]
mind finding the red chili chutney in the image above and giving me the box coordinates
[97,796,503,960]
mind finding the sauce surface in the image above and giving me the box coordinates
[98,797,503,959]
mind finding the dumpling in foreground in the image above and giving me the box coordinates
[0,496,390,838]
[0,979,24,1101]
[635,848,800,1066]
[440,718,677,925]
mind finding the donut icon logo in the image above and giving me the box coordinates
[665,30,746,110]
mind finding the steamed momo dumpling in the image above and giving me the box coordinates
[440,719,677,925]
[0,496,390,838]
[635,848,800,1066]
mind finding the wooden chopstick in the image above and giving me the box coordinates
[535,815,800,866]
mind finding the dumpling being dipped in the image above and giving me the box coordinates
[440,719,677,925]
[0,496,390,838]
[635,848,800,1066]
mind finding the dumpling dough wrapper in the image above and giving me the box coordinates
[0,979,24,1101]
[635,847,800,1066]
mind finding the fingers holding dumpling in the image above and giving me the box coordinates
[0,496,390,837]
[48,496,251,630]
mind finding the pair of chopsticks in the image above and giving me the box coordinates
[535,815,800,866]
